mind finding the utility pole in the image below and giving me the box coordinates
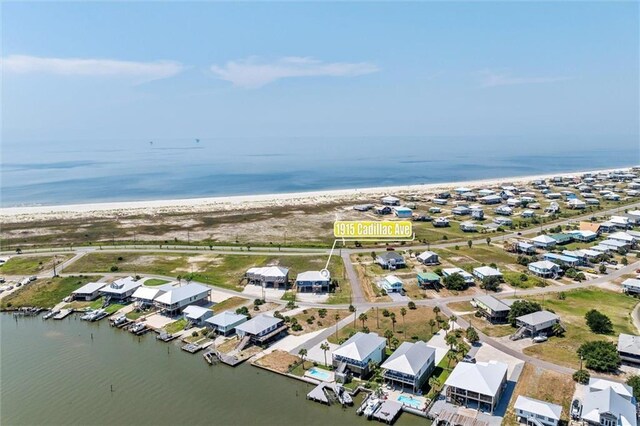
[52,255,57,277]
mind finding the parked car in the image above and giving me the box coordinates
[571,399,582,420]
[461,355,476,363]
[0,277,5,283]
[29,276,37,282]
[533,335,548,343]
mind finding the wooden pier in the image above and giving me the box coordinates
[53,309,72,320]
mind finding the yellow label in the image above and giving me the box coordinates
[333,221,413,239]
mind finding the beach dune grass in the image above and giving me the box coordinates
[0,275,99,309]
[0,254,74,275]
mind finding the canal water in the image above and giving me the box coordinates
[1,314,429,425]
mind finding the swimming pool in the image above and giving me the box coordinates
[397,394,422,409]
[307,367,331,381]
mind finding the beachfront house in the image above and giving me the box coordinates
[622,278,640,295]
[542,253,580,268]
[471,295,512,324]
[480,195,502,205]
[513,311,560,339]
[235,314,287,346]
[443,360,508,414]
[153,283,211,315]
[131,285,171,308]
[531,235,557,249]
[580,379,637,426]
[183,305,213,327]
[548,233,573,245]
[246,266,289,288]
[618,333,640,365]
[381,341,435,393]
[382,196,400,206]
[332,332,386,380]
[416,250,439,265]
[514,396,562,426]
[376,252,406,270]
[460,221,477,232]
[99,276,142,303]
[472,266,502,281]
[295,271,331,293]
[417,272,441,289]
[378,275,403,293]
[72,282,107,301]
[393,206,413,218]
[442,268,475,285]
[205,311,248,336]
[452,206,471,216]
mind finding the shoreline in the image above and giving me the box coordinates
[1,166,636,221]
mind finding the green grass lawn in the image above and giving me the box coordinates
[436,245,518,267]
[0,275,99,309]
[104,303,126,315]
[522,288,638,369]
[213,296,249,313]
[0,254,74,275]
[503,271,546,289]
[144,278,170,286]
[164,318,188,334]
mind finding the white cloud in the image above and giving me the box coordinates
[210,56,379,88]
[480,70,570,88]
[2,55,185,82]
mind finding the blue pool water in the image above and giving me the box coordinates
[397,394,422,409]
[307,367,331,381]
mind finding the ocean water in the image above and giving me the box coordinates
[1,136,638,207]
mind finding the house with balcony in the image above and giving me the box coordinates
[528,260,561,278]
[622,278,640,295]
[376,252,406,270]
[72,281,107,301]
[381,341,435,393]
[580,379,637,426]
[246,266,289,288]
[378,275,403,293]
[514,396,562,426]
[205,311,248,336]
[443,360,508,414]
[235,314,287,346]
[99,276,142,303]
[471,295,513,324]
[416,250,439,265]
[295,270,330,293]
[332,332,386,380]
[618,333,640,365]
[442,268,475,285]
[417,272,441,289]
[153,283,211,315]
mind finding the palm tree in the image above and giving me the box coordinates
[390,313,397,332]
[433,306,441,316]
[391,337,400,350]
[428,376,441,393]
[320,342,330,367]
[400,308,407,334]
[384,329,394,346]
[445,333,457,351]
[358,313,368,329]
[446,350,457,367]
[334,313,340,339]
[449,314,457,332]
[298,348,308,366]
[428,319,436,334]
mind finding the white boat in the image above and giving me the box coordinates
[111,315,127,327]
[363,398,381,418]
[129,323,146,334]
[82,309,106,321]
[43,310,59,320]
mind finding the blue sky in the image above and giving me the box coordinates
[2,2,639,149]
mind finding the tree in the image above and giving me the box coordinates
[428,376,441,392]
[626,375,640,399]
[428,319,437,334]
[573,369,590,384]
[407,301,416,310]
[486,237,491,245]
[359,313,368,329]
[577,340,621,372]
[443,273,467,291]
[480,276,501,292]
[445,333,458,351]
[400,308,407,333]
[390,313,397,332]
[320,342,330,367]
[298,348,307,364]
[446,350,457,367]
[384,329,394,345]
[507,300,542,327]
[448,314,457,332]
[585,309,613,334]
[622,257,629,266]
[390,337,400,350]
[433,306,441,316]
[466,326,479,344]
[551,322,565,337]
[467,240,473,249]
[599,264,607,274]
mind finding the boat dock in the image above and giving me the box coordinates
[156,331,178,342]
[53,309,72,320]
[181,340,213,354]
[306,382,354,406]
[307,382,330,405]
[371,400,403,424]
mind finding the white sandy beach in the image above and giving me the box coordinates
[1,167,635,223]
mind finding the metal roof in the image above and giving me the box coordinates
[205,311,248,327]
[235,314,282,335]
[154,283,210,305]
[333,332,386,362]
[618,333,640,357]
[444,361,508,397]
[296,271,330,282]
[581,386,636,426]
[514,396,562,421]
[516,310,559,326]
[381,341,435,376]
[72,281,106,294]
